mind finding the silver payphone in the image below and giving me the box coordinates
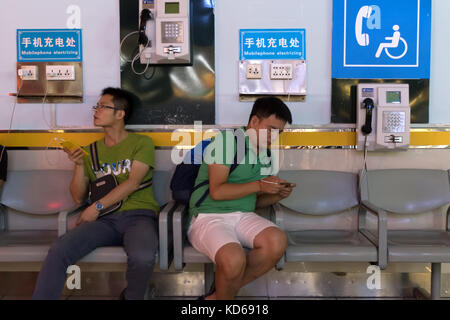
[356,83,411,151]
[139,0,191,64]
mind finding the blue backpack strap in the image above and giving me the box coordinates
[193,180,209,191]
[229,135,243,173]
[195,188,210,207]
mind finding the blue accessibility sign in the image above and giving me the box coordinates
[332,0,431,79]
[240,29,306,60]
[17,29,83,62]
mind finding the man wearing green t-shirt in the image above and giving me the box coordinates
[33,88,159,300]
[188,97,295,300]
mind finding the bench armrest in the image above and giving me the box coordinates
[173,203,188,271]
[57,204,87,237]
[158,201,177,270]
[359,200,388,269]
[272,203,286,271]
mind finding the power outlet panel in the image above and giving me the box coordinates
[19,66,38,80]
[270,63,293,80]
[46,65,75,81]
[17,62,83,103]
[239,59,307,98]
[246,64,262,79]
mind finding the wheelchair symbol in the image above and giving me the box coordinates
[375,25,408,60]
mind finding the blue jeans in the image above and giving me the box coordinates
[32,209,158,300]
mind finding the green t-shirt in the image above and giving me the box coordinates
[189,128,272,221]
[82,133,160,214]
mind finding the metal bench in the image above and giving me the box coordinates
[273,170,382,270]
[0,169,175,273]
[360,169,450,300]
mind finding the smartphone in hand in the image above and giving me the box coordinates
[59,139,88,156]
[279,182,294,187]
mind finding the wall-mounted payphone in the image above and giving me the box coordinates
[138,0,191,64]
[356,84,411,151]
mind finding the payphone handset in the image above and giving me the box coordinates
[356,84,411,151]
[139,0,191,65]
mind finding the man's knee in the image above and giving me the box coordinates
[255,227,288,259]
[215,243,246,281]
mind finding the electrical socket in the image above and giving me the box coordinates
[246,64,262,79]
[19,66,38,80]
[270,63,293,80]
[46,65,75,81]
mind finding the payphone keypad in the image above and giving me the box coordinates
[383,111,406,133]
[162,22,183,43]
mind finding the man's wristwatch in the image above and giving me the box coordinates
[95,201,104,213]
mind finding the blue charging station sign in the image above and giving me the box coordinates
[17,29,83,62]
[332,0,431,79]
[240,29,306,60]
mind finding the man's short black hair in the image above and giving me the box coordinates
[248,97,293,125]
[101,87,137,124]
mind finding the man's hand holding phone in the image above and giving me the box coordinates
[259,176,296,198]
[278,180,296,199]
[259,176,284,194]
[60,140,87,166]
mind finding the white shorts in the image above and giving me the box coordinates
[187,212,279,263]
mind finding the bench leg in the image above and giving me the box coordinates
[204,263,215,295]
[431,263,441,300]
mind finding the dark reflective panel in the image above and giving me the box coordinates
[332,79,429,124]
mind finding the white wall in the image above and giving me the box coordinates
[428,0,450,125]
[0,0,448,129]
[215,0,332,125]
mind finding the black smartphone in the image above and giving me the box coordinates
[279,182,294,187]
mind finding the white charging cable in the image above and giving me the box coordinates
[120,30,153,76]
[0,78,24,164]
[359,135,370,192]
[120,31,140,63]
[41,79,52,130]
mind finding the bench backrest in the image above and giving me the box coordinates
[276,170,359,232]
[360,169,450,214]
[0,170,76,215]
[278,170,359,215]
[360,169,450,231]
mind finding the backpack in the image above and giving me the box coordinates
[170,139,212,205]
[170,133,250,206]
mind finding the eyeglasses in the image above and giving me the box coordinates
[92,104,123,111]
